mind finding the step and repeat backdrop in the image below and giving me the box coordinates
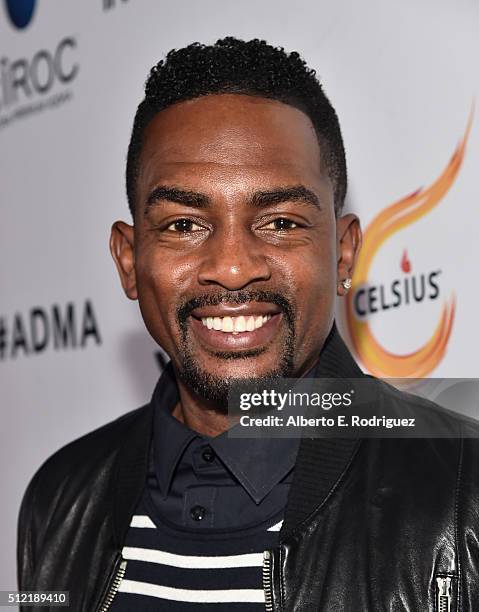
[1,0,478,590]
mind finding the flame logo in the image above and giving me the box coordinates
[400,250,411,274]
[345,108,473,377]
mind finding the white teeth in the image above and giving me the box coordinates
[222,316,234,332]
[234,316,246,332]
[200,314,272,333]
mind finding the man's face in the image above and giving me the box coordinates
[112,94,360,404]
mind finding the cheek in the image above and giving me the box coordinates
[275,238,337,298]
[134,248,194,343]
[137,242,193,298]
[277,239,337,333]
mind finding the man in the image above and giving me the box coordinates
[17,38,479,611]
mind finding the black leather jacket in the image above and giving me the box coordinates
[17,331,479,611]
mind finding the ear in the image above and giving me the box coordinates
[336,213,362,297]
[110,221,138,300]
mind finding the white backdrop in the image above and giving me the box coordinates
[1,0,478,590]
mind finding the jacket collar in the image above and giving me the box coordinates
[280,322,364,540]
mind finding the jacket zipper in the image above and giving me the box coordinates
[436,576,452,612]
[263,550,274,612]
[94,551,454,612]
[97,557,127,612]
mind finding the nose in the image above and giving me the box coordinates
[197,228,271,290]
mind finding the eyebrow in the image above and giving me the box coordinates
[144,184,320,213]
[145,186,210,211]
[250,186,321,210]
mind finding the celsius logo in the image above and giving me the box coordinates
[352,250,442,319]
[344,108,474,378]
[4,0,36,29]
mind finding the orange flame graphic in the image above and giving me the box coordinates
[345,107,473,377]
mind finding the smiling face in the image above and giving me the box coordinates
[111,93,361,406]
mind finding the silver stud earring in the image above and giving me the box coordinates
[341,278,352,290]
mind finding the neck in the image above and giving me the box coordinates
[172,379,231,437]
[170,350,326,437]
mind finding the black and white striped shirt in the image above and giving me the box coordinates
[109,494,283,610]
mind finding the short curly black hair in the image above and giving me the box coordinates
[126,37,347,218]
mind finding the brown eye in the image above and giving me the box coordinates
[262,218,298,230]
[167,219,203,232]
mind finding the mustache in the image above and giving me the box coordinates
[177,290,295,327]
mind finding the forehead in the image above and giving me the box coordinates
[138,94,324,192]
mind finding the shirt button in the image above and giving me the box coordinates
[201,446,216,463]
[190,505,206,521]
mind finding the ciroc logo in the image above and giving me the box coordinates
[4,0,36,30]
[0,35,79,129]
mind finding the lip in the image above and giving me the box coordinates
[190,302,282,319]
[189,312,283,351]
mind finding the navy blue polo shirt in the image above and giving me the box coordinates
[109,363,305,610]
[148,362,300,530]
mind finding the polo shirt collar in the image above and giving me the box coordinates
[151,322,348,505]
[151,365,198,499]
[151,365,300,505]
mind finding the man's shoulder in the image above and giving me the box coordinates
[21,403,153,516]
[18,403,154,589]
[42,403,150,471]
[374,376,479,435]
